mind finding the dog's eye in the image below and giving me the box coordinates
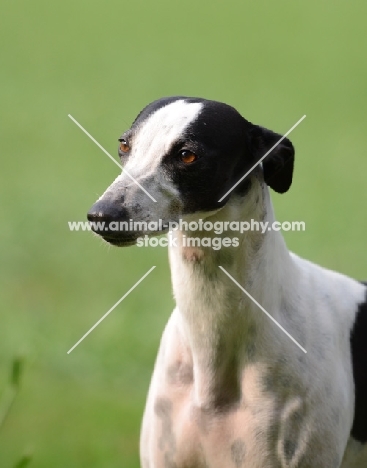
[119,139,130,153]
[179,150,197,164]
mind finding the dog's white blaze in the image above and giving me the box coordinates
[127,100,203,176]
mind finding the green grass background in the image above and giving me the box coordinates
[1,1,367,466]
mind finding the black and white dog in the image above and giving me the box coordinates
[87,97,367,467]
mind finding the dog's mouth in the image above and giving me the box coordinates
[93,226,171,247]
[101,235,139,247]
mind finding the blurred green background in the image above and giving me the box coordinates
[1,1,367,466]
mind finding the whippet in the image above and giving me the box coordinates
[87,97,367,467]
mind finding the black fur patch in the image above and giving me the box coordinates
[161,98,257,213]
[89,96,295,235]
[350,282,367,442]
[130,97,294,213]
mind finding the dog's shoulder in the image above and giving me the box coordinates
[289,252,365,318]
[291,253,367,443]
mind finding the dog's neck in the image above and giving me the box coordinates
[168,178,294,409]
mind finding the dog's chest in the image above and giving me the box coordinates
[142,362,310,468]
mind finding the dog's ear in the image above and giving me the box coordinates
[249,124,295,193]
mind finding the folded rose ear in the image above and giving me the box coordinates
[250,125,295,193]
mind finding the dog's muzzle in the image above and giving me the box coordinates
[87,199,172,246]
[87,199,140,246]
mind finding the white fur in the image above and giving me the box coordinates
[127,100,202,176]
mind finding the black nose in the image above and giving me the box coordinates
[87,200,128,237]
[87,200,124,222]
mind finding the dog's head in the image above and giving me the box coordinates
[87,97,294,246]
